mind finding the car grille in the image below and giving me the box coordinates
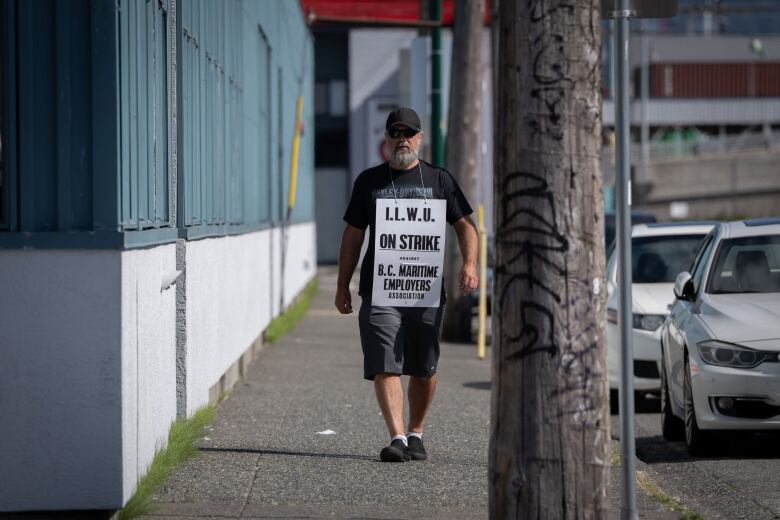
[634,360,660,379]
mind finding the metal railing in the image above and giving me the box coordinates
[631,128,780,160]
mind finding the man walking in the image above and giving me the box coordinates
[335,107,478,462]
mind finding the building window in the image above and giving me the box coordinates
[315,82,328,116]
[315,127,348,167]
[314,80,347,117]
[328,80,347,117]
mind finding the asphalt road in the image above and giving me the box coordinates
[613,397,780,520]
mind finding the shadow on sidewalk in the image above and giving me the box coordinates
[462,381,491,391]
[198,446,375,462]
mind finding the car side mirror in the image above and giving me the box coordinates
[673,271,694,301]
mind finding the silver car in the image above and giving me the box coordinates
[661,218,780,455]
[606,222,714,397]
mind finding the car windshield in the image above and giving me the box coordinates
[631,234,706,283]
[604,212,657,250]
[708,234,780,294]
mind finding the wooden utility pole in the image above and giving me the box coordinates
[489,1,608,518]
[442,0,484,341]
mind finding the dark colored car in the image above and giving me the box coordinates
[454,237,493,343]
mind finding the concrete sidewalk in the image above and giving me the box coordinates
[140,268,686,520]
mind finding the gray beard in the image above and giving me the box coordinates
[389,148,417,169]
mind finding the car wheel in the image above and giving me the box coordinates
[661,354,684,441]
[684,356,713,456]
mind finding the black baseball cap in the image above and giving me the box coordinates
[386,107,421,132]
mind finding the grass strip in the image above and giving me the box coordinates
[636,470,703,520]
[610,445,621,467]
[266,278,318,343]
[118,405,216,520]
[611,446,702,520]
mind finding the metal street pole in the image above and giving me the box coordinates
[613,1,637,519]
[640,23,649,185]
[603,2,675,517]
[431,0,444,166]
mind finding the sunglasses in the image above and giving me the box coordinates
[388,127,419,139]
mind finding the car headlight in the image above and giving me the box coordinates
[697,340,779,369]
[632,314,664,331]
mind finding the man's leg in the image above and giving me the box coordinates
[374,373,405,437]
[407,374,437,433]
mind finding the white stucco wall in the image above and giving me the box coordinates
[0,223,316,511]
[0,250,124,511]
[185,230,271,413]
[269,227,283,318]
[120,244,178,503]
[0,245,180,510]
[282,222,317,309]
[184,222,316,413]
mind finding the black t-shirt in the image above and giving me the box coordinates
[343,160,473,297]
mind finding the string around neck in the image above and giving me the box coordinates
[387,163,398,204]
[387,161,428,205]
[418,162,428,204]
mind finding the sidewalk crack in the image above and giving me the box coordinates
[238,453,262,518]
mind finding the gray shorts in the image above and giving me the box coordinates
[358,297,445,381]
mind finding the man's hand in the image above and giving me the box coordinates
[335,224,364,315]
[453,216,479,294]
[459,263,479,294]
[335,285,353,314]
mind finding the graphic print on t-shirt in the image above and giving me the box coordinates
[371,187,433,200]
[372,198,446,307]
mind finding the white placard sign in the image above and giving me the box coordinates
[372,198,446,307]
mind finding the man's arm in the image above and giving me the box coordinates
[452,216,479,293]
[335,224,366,314]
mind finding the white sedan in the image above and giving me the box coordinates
[606,222,714,398]
[661,218,780,455]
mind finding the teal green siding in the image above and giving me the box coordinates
[92,0,121,233]
[0,1,17,231]
[2,0,97,234]
[179,0,315,231]
[17,0,56,232]
[0,0,314,248]
[179,0,244,227]
[118,0,172,230]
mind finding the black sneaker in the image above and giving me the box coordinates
[406,435,427,461]
[379,439,410,462]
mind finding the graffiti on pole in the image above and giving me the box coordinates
[496,0,602,427]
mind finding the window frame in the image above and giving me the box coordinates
[630,233,709,284]
[705,234,780,294]
[689,233,717,297]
